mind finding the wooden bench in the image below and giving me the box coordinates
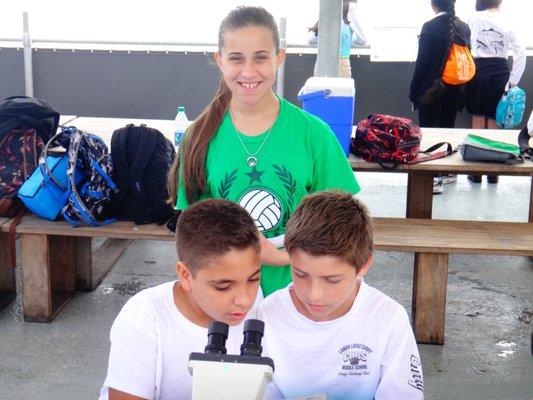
[12,215,533,345]
[0,217,16,311]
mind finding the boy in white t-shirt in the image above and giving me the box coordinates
[99,198,263,400]
[261,191,424,400]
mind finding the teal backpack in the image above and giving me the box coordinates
[495,86,526,129]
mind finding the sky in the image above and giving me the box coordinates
[0,0,531,51]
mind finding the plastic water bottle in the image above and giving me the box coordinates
[174,106,189,146]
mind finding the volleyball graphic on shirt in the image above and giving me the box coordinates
[238,188,282,231]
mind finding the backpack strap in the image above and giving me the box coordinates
[128,125,158,218]
[408,142,456,164]
[109,126,131,209]
[39,130,70,191]
[62,129,116,227]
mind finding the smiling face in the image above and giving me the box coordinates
[289,249,371,322]
[177,245,261,326]
[215,25,285,108]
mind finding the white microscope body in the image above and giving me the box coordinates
[188,319,274,400]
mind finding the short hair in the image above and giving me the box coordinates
[284,191,373,272]
[476,0,502,11]
[176,198,260,274]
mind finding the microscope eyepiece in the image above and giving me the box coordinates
[240,319,265,357]
[205,321,229,354]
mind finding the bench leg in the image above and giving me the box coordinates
[76,238,132,291]
[528,176,533,224]
[406,173,434,219]
[0,231,16,311]
[412,252,448,344]
[21,234,76,322]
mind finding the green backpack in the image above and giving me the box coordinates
[460,134,523,165]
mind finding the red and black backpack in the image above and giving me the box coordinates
[351,114,422,166]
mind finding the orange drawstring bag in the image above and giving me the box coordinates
[442,44,476,85]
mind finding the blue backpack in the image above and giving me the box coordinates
[18,127,117,226]
[496,86,526,129]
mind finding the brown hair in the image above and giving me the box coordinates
[308,1,353,35]
[476,0,502,11]
[176,198,260,275]
[167,6,281,206]
[284,190,373,272]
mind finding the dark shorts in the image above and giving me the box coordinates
[467,58,510,119]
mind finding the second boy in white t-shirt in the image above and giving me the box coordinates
[260,191,424,400]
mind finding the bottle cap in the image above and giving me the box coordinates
[177,106,185,112]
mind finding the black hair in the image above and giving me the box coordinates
[422,0,457,105]
[476,0,502,11]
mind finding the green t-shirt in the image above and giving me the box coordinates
[177,97,360,296]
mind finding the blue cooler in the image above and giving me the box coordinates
[298,77,355,155]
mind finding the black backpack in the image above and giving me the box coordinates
[0,96,59,144]
[109,124,176,224]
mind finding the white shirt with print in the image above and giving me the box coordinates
[469,10,526,85]
[99,281,259,400]
[260,280,424,400]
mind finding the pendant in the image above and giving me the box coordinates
[247,155,258,167]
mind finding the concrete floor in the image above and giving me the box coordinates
[0,172,532,400]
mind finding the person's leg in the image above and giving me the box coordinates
[486,118,498,129]
[339,58,351,78]
[438,92,458,184]
[486,116,500,183]
[418,101,446,194]
[418,102,441,128]
[472,115,486,129]
[468,114,486,183]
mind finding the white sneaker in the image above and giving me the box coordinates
[441,174,457,185]
[433,182,444,195]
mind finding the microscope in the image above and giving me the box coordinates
[188,319,275,400]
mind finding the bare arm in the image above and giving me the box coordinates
[109,388,148,400]
[259,233,290,266]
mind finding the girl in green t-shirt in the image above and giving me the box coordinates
[167,6,360,296]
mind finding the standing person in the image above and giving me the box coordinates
[308,0,367,78]
[409,0,471,194]
[167,6,360,297]
[99,199,264,400]
[260,191,424,400]
[466,0,526,184]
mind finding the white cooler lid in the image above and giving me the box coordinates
[299,77,355,97]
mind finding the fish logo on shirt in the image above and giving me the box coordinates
[476,28,505,55]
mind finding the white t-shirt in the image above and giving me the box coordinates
[469,10,526,85]
[99,281,257,400]
[260,280,424,400]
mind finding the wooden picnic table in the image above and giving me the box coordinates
[68,116,175,147]
[59,115,77,125]
[10,119,533,344]
[0,217,15,311]
[349,128,533,222]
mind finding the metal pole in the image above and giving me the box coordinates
[276,17,286,98]
[316,0,342,77]
[23,12,34,97]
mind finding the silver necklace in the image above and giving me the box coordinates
[230,111,274,167]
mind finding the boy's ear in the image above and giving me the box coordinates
[176,261,194,292]
[356,255,373,279]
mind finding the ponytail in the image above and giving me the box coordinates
[422,0,456,105]
[167,79,232,206]
[167,6,280,206]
